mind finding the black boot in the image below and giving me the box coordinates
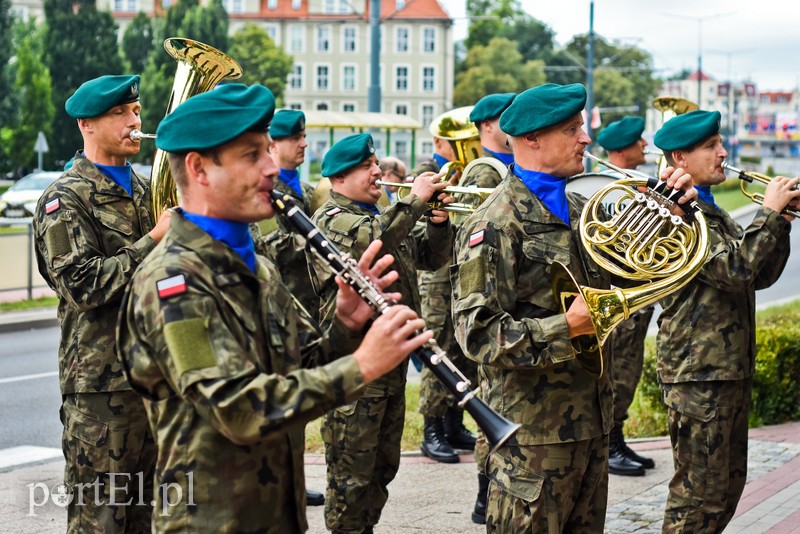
[420,416,459,463]
[616,424,655,469]
[443,406,477,450]
[471,472,489,525]
[608,425,645,476]
[306,488,324,506]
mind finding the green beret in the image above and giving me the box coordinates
[500,83,587,136]
[654,110,721,151]
[65,75,140,119]
[322,133,375,177]
[269,110,306,139]
[469,93,516,123]
[597,117,645,151]
[156,84,276,152]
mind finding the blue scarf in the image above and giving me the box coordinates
[695,185,718,209]
[95,161,132,196]
[514,165,570,225]
[484,148,514,166]
[433,153,449,171]
[355,201,380,215]
[279,168,302,197]
[183,212,256,272]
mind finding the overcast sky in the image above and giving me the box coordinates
[444,0,800,92]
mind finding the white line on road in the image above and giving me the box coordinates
[0,446,62,470]
[0,371,58,384]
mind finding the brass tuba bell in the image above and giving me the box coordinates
[428,106,482,179]
[149,38,243,217]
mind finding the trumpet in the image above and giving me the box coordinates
[721,161,800,218]
[375,180,494,214]
[130,129,156,141]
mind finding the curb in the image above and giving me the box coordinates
[0,307,58,333]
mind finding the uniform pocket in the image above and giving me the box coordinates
[487,451,544,503]
[66,406,110,474]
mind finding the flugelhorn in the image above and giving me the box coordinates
[721,161,800,218]
[374,180,493,214]
[551,152,710,377]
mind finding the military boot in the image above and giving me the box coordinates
[443,406,477,450]
[609,424,645,476]
[471,472,490,524]
[306,488,324,506]
[616,423,655,469]
[420,416,459,463]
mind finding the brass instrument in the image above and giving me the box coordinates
[130,130,156,141]
[428,106,482,178]
[552,152,710,377]
[374,180,493,214]
[149,37,243,217]
[652,96,699,175]
[721,161,800,218]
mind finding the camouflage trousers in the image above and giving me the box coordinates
[322,388,405,532]
[609,306,654,424]
[485,436,609,533]
[661,379,752,534]
[61,391,156,533]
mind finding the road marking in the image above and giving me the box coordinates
[0,446,62,470]
[0,371,58,384]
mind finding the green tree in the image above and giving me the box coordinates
[0,0,17,169]
[454,37,546,106]
[44,0,124,163]
[7,23,55,170]
[122,12,154,74]
[230,24,292,105]
[181,0,228,51]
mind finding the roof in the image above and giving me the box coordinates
[686,70,712,81]
[300,110,422,130]
[247,0,450,20]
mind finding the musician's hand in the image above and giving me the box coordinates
[427,192,453,224]
[409,171,448,203]
[661,166,698,204]
[353,305,433,384]
[335,240,402,333]
[762,175,800,220]
[565,295,595,338]
[148,208,173,243]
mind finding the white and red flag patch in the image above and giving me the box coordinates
[326,207,342,216]
[469,230,485,247]
[157,274,187,299]
[45,198,60,214]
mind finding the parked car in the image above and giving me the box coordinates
[0,171,60,218]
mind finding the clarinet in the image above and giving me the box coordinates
[271,191,520,451]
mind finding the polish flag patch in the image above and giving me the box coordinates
[157,274,187,299]
[326,207,342,216]
[45,198,60,214]
[469,230,485,247]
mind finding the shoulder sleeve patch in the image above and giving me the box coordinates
[45,198,60,214]
[157,274,187,299]
[459,256,486,296]
[326,207,342,216]
[163,317,217,376]
[469,230,485,247]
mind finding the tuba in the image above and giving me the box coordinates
[552,152,710,377]
[428,106,482,179]
[650,96,699,175]
[148,38,243,217]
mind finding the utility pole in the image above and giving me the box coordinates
[367,0,381,112]
[585,0,595,171]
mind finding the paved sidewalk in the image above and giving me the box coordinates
[2,422,799,533]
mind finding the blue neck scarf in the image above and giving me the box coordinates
[95,161,132,196]
[433,153,449,170]
[484,148,514,166]
[355,201,380,215]
[513,165,570,225]
[695,185,718,210]
[183,211,256,272]
[279,168,302,197]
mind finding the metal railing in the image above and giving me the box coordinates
[0,218,50,300]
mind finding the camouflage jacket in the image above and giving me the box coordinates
[656,203,791,383]
[458,148,508,189]
[410,158,440,176]
[33,153,156,394]
[451,170,614,445]
[254,178,318,316]
[117,212,365,532]
[308,190,454,395]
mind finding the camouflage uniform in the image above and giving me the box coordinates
[117,211,366,532]
[308,190,452,532]
[253,178,318,317]
[451,170,614,532]
[657,202,791,533]
[610,306,654,424]
[32,152,157,532]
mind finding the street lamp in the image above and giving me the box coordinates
[707,47,754,166]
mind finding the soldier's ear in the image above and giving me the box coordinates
[185,152,208,185]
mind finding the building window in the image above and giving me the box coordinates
[317,26,330,53]
[323,0,353,13]
[395,66,408,91]
[267,0,277,8]
[222,0,242,13]
[289,103,302,110]
[161,0,171,8]
[395,140,408,158]
[289,64,303,90]
[343,26,357,53]
[114,0,138,11]
[316,102,329,110]
[263,24,278,43]
[422,66,435,92]
[342,102,356,112]
[396,27,409,53]
[421,104,434,127]
[422,27,436,53]
[395,0,405,9]
[292,0,301,9]
[421,141,433,156]
[342,65,356,91]
[289,25,304,53]
[395,104,408,115]
[316,65,330,91]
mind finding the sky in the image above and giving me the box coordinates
[443,0,800,92]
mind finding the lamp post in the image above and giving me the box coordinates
[707,48,753,167]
